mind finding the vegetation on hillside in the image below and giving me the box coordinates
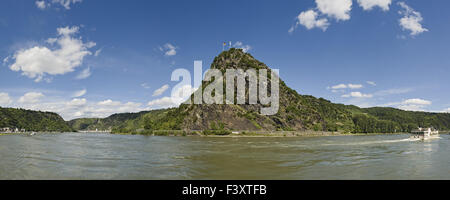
[68,49,450,135]
[68,111,152,131]
[351,107,450,133]
[5,49,449,135]
[0,107,73,132]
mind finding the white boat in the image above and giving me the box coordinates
[410,127,439,141]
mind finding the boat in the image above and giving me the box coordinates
[410,127,439,140]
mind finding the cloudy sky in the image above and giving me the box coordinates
[0,0,449,120]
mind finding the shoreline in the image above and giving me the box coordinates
[188,132,408,138]
[4,131,447,138]
[111,131,409,138]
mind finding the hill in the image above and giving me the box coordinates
[68,110,153,131]
[0,107,73,132]
[80,49,450,135]
[3,52,449,135]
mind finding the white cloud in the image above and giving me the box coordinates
[0,93,13,106]
[295,10,329,31]
[153,84,170,97]
[70,100,143,119]
[35,1,48,10]
[398,2,428,36]
[9,26,95,82]
[342,92,373,98]
[148,84,196,109]
[331,84,348,90]
[233,41,252,53]
[94,49,102,57]
[402,98,431,105]
[316,0,352,21]
[75,67,91,80]
[55,0,83,10]
[382,98,432,111]
[290,0,427,37]
[66,98,86,107]
[366,81,377,86]
[288,26,295,34]
[160,43,177,56]
[2,56,10,65]
[98,99,121,106]
[16,97,144,120]
[72,89,86,98]
[290,0,351,32]
[348,84,363,89]
[171,84,197,105]
[373,88,413,96]
[5,91,149,120]
[330,83,363,90]
[18,92,45,104]
[141,83,151,89]
[36,0,82,10]
[443,108,450,113]
[147,97,178,108]
[397,104,424,111]
[357,0,391,11]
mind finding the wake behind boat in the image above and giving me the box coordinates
[410,127,439,141]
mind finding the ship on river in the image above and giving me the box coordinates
[411,127,439,140]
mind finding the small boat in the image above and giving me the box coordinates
[30,132,36,136]
[410,127,439,141]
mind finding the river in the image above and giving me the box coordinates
[0,133,449,179]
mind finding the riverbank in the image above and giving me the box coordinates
[0,132,29,136]
[110,130,408,138]
[0,130,422,138]
[0,132,70,136]
[199,132,407,138]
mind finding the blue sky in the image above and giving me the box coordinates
[0,0,449,120]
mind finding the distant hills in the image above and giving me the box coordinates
[0,107,72,132]
[3,49,450,134]
[68,110,153,131]
[70,49,450,135]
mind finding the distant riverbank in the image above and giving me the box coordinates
[197,132,407,138]
[110,130,408,138]
[2,131,436,138]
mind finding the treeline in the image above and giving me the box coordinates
[0,107,73,132]
[68,111,151,131]
[351,107,450,133]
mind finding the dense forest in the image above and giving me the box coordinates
[351,107,450,133]
[0,107,73,132]
[68,111,152,131]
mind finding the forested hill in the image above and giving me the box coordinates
[68,111,152,131]
[86,101,450,135]
[4,49,450,135]
[350,106,450,133]
[0,107,73,132]
[70,49,450,135]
